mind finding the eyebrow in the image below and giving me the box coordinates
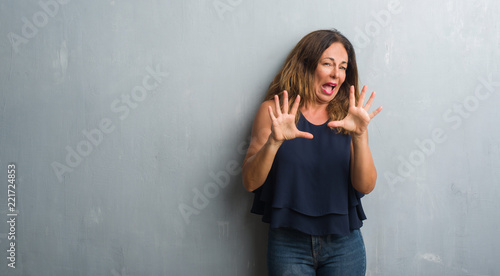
[323,57,348,64]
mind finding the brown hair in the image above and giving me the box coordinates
[264,29,359,134]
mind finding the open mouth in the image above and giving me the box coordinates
[321,83,337,95]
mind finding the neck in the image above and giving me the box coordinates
[301,100,329,124]
[302,99,328,113]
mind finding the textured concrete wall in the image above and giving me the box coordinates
[1,0,499,275]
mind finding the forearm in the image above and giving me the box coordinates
[351,133,377,194]
[242,136,282,192]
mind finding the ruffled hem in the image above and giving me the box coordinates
[251,184,366,236]
[267,207,364,236]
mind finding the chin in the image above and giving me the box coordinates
[316,94,334,104]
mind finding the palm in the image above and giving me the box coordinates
[271,111,301,141]
[327,85,382,136]
[269,91,313,142]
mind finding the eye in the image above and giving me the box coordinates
[323,62,332,66]
[340,66,347,70]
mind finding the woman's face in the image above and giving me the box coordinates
[313,42,348,104]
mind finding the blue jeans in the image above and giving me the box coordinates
[267,227,366,276]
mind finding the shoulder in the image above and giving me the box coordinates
[251,100,274,134]
[253,99,275,125]
[260,99,275,112]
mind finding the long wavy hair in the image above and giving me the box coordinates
[264,29,359,134]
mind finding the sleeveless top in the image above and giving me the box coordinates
[250,114,367,236]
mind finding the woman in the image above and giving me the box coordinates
[242,29,382,275]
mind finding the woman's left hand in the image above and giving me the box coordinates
[327,85,383,137]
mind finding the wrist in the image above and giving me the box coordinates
[267,135,283,148]
[351,131,368,144]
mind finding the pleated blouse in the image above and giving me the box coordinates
[250,114,366,236]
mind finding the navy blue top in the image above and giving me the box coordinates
[250,114,367,236]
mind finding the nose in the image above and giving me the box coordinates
[330,67,339,79]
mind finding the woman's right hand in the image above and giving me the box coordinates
[268,91,314,144]
[242,91,312,191]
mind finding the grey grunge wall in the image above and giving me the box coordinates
[1,0,500,275]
